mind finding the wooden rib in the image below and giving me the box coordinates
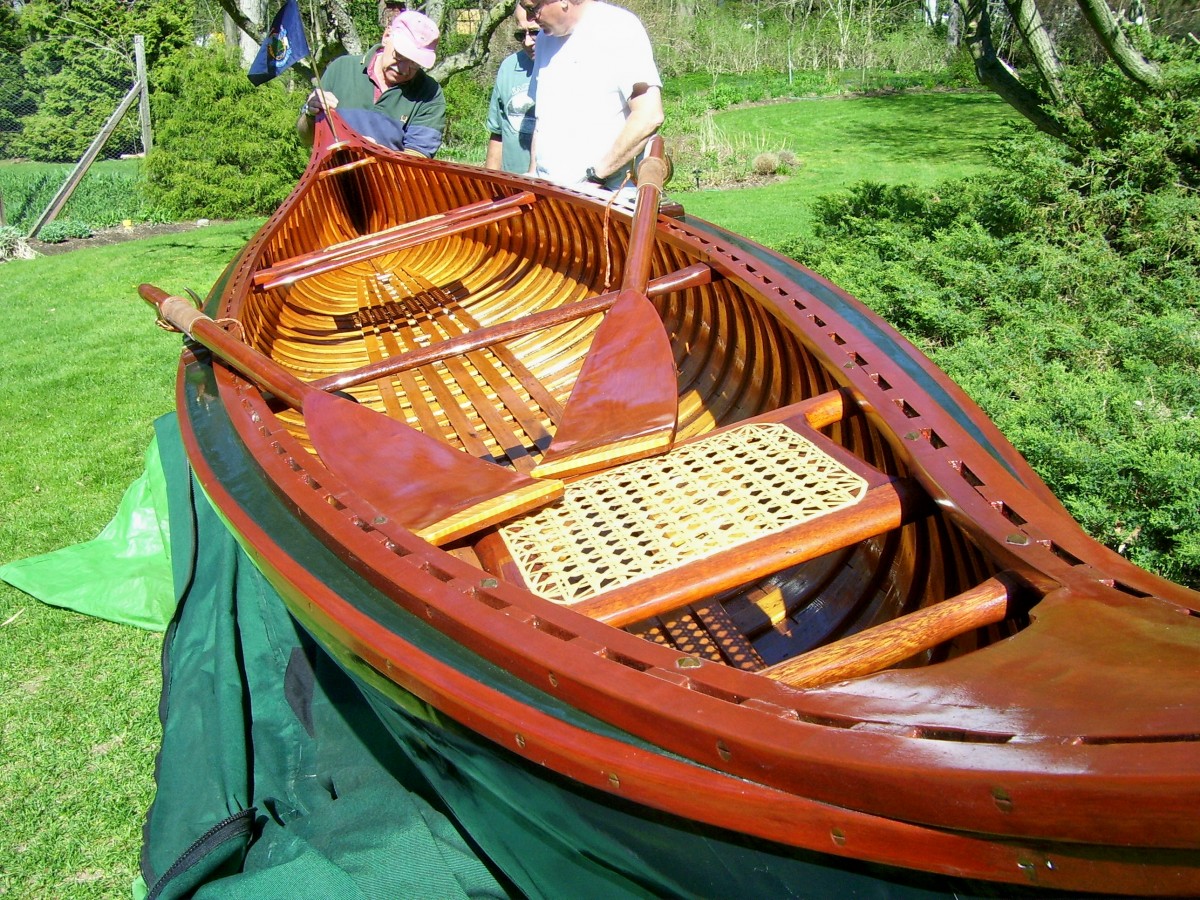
[254,192,537,291]
[308,263,714,395]
[761,576,1014,688]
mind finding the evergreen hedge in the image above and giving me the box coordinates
[780,122,1200,587]
[144,47,309,219]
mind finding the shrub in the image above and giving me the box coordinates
[36,219,93,242]
[777,149,798,168]
[779,126,1200,587]
[439,70,490,164]
[144,46,308,220]
[0,224,35,260]
[752,151,780,176]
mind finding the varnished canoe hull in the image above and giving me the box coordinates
[162,115,1200,895]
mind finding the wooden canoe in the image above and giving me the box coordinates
[145,112,1200,896]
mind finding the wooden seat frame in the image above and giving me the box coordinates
[481,389,930,630]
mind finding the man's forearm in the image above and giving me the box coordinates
[593,86,664,178]
[485,136,503,170]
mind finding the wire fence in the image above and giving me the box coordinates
[0,36,151,234]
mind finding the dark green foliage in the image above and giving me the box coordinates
[37,219,93,242]
[11,0,192,162]
[780,123,1200,587]
[439,71,491,163]
[144,47,309,219]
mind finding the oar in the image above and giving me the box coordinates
[140,284,563,545]
[531,138,678,480]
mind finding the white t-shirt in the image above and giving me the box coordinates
[529,2,661,187]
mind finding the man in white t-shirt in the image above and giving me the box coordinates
[519,0,663,194]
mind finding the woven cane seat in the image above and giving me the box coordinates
[500,423,870,606]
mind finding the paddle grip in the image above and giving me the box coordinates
[139,283,205,336]
[635,156,668,193]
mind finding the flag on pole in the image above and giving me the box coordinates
[248,0,310,85]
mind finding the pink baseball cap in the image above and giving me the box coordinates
[385,10,439,69]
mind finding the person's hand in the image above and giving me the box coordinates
[305,90,338,115]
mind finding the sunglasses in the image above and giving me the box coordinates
[514,28,540,40]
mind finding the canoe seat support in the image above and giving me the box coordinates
[252,191,537,292]
[495,390,929,628]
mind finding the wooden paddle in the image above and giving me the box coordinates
[531,138,678,480]
[140,283,563,545]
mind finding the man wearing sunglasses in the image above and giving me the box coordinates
[520,0,663,194]
[297,10,446,157]
[485,5,539,173]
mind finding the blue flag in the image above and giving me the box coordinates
[248,0,310,85]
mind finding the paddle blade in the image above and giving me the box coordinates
[532,290,677,480]
[306,391,563,545]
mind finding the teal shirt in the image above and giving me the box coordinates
[485,51,535,173]
[320,46,446,156]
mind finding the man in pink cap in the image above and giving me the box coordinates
[298,9,445,156]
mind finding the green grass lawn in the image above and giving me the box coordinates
[0,221,259,898]
[680,92,1021,246]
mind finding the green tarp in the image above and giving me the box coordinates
[3,413,508,899]
[139,412,509,898]
[0,435,176,630]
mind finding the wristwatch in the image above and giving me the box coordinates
[584,167,606,186]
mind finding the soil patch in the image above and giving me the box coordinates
[28,221,227,256]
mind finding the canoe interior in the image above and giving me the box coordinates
[221,137,1020,678]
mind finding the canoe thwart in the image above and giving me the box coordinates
[309,263,714,396]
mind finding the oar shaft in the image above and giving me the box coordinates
[139,283,310,410]
[762,576,1014,688]
[621,135,667,294]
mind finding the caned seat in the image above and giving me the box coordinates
[489,391,928,629]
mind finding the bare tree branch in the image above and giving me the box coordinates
[428,0,516,83]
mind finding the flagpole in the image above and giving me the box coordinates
[307,56,341,144]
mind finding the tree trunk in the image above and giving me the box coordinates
[325,0,362,57]
[1075,0,1161,87]
[236,0,264,65]
[1003,0,1069,104]
[954,0,1067,139]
